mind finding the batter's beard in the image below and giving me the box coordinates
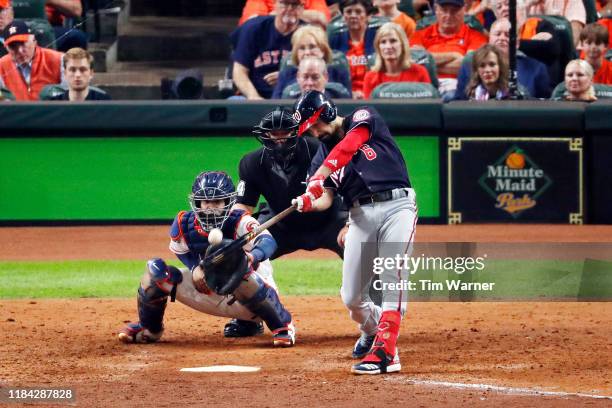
[320,132,341,149]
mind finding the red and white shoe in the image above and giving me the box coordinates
[272,322,296,347]
[351,347,401,375]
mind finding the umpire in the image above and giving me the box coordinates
[223,106,348,337]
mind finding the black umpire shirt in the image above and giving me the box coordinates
[237,136,344,229]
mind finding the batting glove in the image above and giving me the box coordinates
[306,174,326,199]
[292,192,316,212]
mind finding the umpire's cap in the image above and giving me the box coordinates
[293,90,337,136]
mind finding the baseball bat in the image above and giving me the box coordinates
[204,204,297,266]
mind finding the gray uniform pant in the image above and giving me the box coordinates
[340,188,417,335]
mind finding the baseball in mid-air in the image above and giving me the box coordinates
[208,228,223,245]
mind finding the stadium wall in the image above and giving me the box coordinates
[0,100,610,224]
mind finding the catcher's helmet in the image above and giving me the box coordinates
[253,107,299,164]
[189,171,236,231]
[293,90,337,136]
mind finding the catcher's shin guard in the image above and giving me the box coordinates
[239,281,292,333]
[137,258,183,334]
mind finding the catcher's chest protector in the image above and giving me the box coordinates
[180,209,246,255]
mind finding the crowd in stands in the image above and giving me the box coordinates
[1,0,612,102]
[228,0,612,102]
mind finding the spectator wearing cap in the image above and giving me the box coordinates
[454,18,551,99]
[50,47,110,101]
[0,20,63,100]
[410,0,487,96]
[579,23,612,85]
[526,0,586,46]
[0,0,14,57]
[232,0,304,99]
[239,0,330,27]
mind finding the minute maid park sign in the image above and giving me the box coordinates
[478,146,552,217]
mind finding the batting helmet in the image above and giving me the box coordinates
[293,90,337,136]
[253,107,300,164]
[189,171,237,231]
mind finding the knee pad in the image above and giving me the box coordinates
[137,258,183,334]
[240,283,291,332]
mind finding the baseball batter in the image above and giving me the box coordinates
[117,171,296,347]
[292,91,417,374]
[224,106,348,338]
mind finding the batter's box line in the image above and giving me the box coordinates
[382,377,612,400]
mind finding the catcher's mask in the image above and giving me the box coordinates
[189,171,237,232]
[253,106,300,165]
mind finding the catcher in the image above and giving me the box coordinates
[117,171,296,347]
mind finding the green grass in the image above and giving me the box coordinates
[1,258,610,300]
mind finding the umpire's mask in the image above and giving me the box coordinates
[253,107,300,166]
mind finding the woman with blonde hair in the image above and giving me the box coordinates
[272,25,351,98]
[362,22,430,99]
[466,43,510,100]
[560,59,597,102]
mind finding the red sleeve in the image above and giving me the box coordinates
[324,125,370,172]
[466,29,488,51]
[409,27,427,47]
[362,71,379,99]
[305,0,331,21]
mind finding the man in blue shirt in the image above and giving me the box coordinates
[232,0,304,99]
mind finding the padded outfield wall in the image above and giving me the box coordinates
[0,100,610,224]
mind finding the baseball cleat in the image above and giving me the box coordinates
[272,322,296,347]
[351,347,401,375]
[352,332,376,359]
[224,319,264,338]
[117,322,162,344]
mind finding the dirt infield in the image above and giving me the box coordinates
[1,225,611,407]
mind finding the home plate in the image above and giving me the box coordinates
[180,365,261,373]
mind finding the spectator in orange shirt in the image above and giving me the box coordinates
[239,0,330,27]
[363,22,430,98]
[579,23,612,85]
[45,0,87,52]
[329,0,377,99]
[373,0,416,39]
[410,0,487,96]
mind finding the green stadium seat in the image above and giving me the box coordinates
[550,82,612,99]
[281,81,352,99]
[370,81,440,99]
[398,0,416,18]
[25,19,57,50]
[39,84,109,100]
[327,15,390,41]
[531,14,577,61]
[606,49,612,62]
[1,86,16,101]
[409,47,439,89]
[415,14,485,33]
[12,0,46,19]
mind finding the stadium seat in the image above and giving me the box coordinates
[606,49,612,62]
[25,19,57,50]
[370,81,440,99]
[409,47,439,89]
[327,15,390,41]
[39,84,109,100]
[415,14,486,33]
[531,14,577,61]
[398,0,416,18]
[11,0,46,19]
[1,86,16,101]
[281,81,352,99]
[550,82,612,99]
